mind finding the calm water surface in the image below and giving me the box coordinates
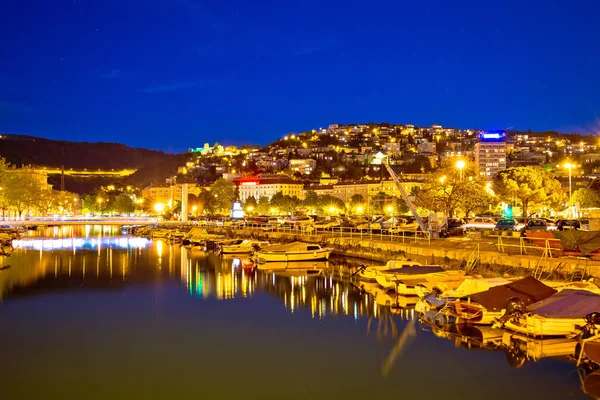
[0,226,593,399]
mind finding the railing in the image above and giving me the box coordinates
[493,234,563,257]
[193,221,432,245]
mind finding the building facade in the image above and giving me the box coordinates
[289,159,317,175]
[237,175,304,203]
[475,131,507,179]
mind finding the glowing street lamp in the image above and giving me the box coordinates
[564,162,575,211]
[386,205,394,215]
[456,160,466,182]
[154,203,165,213]
[356,205,364,215]
[439,176,447,185]
[246,205,254,213]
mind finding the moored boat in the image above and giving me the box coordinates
[182,227,223,246]
[374,266,465,293]
[355,260,424,282]
[439,276,557,325]
[497,289,600,337]
[220,239,270,254]
[255,242,333,263]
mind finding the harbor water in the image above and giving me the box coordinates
[0,226,592,399]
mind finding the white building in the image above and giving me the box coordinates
[475,131,507,179]
[237,175,305,203]
[417,140,436,154]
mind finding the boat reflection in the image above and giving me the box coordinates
[12,237,150,250]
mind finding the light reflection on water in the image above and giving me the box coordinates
[0,225,593,400]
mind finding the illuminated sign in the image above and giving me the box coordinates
[231,201,245,219]
[480,131,505,142]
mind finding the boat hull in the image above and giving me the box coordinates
[256,249,331,263]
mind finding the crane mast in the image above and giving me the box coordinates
[382,158,428,232]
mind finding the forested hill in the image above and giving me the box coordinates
[0,134,188,193]
[0,134,184,169]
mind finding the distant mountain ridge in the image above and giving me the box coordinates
[0,134,188,193]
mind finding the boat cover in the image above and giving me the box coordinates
[553,230,600,255]
[261,242,317,252]
[526,289,600,318]
[469,276,556,312]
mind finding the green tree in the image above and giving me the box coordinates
[244,195,258,210]
[416,161,492,217]
[4,168,43,217]
[572,188,600,208]
[493,166,566,217]
[349,194,365,207]
[111,193,135,215]
[209,178,236,214]
[256,196,270,214]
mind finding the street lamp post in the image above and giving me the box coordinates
[564,162,573,213]
[456,160,466,182]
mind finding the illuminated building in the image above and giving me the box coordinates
[475,131,507,179]
[236,175,304,203]
[289,159,316,175]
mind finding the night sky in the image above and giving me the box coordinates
[1,0,599,152]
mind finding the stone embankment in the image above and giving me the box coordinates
[203,226,600,279]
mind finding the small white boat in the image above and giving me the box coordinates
[498,289,600,337]
[440,276,557,326]
[150,228,171,238]
[374,266,466,291]
[255,242,333,263]
[182,227,223,245]
[220,239,270,254]
[356,260,423,282]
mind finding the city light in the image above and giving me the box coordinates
[563,162,575,212]
[154,203,165,213]
[439,176,446,185]
[456,160,466,181]
[247,205,254,212]
[356,205,364,214]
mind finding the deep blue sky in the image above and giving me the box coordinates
[1,0,599,152]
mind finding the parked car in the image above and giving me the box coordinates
[445,218,467,236]
[495,218,521,231]
[555,219,581,231]
[520,218,557,233]
[461,217,497,230]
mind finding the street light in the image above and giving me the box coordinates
[456,160,466,182]
[439,176,447,185]
[564,162,574,212]
[356,205,364,215]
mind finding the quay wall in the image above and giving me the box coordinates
[204,227,600,279]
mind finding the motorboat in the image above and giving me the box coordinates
[150,228,171,239]
[220,239,270,254]
[257,260,329,271]
[355,260,424,282]
[415,277,512,313]
[496,289,600,337]
[255,242,333,263]
[182,227,223,246]
[439,276,557,325]
[373,266,466,294]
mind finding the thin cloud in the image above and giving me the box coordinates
[293,39,336,56]
[99,69,121,79]
[140,80,216,93]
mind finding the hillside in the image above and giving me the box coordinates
[0,135,188,193]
